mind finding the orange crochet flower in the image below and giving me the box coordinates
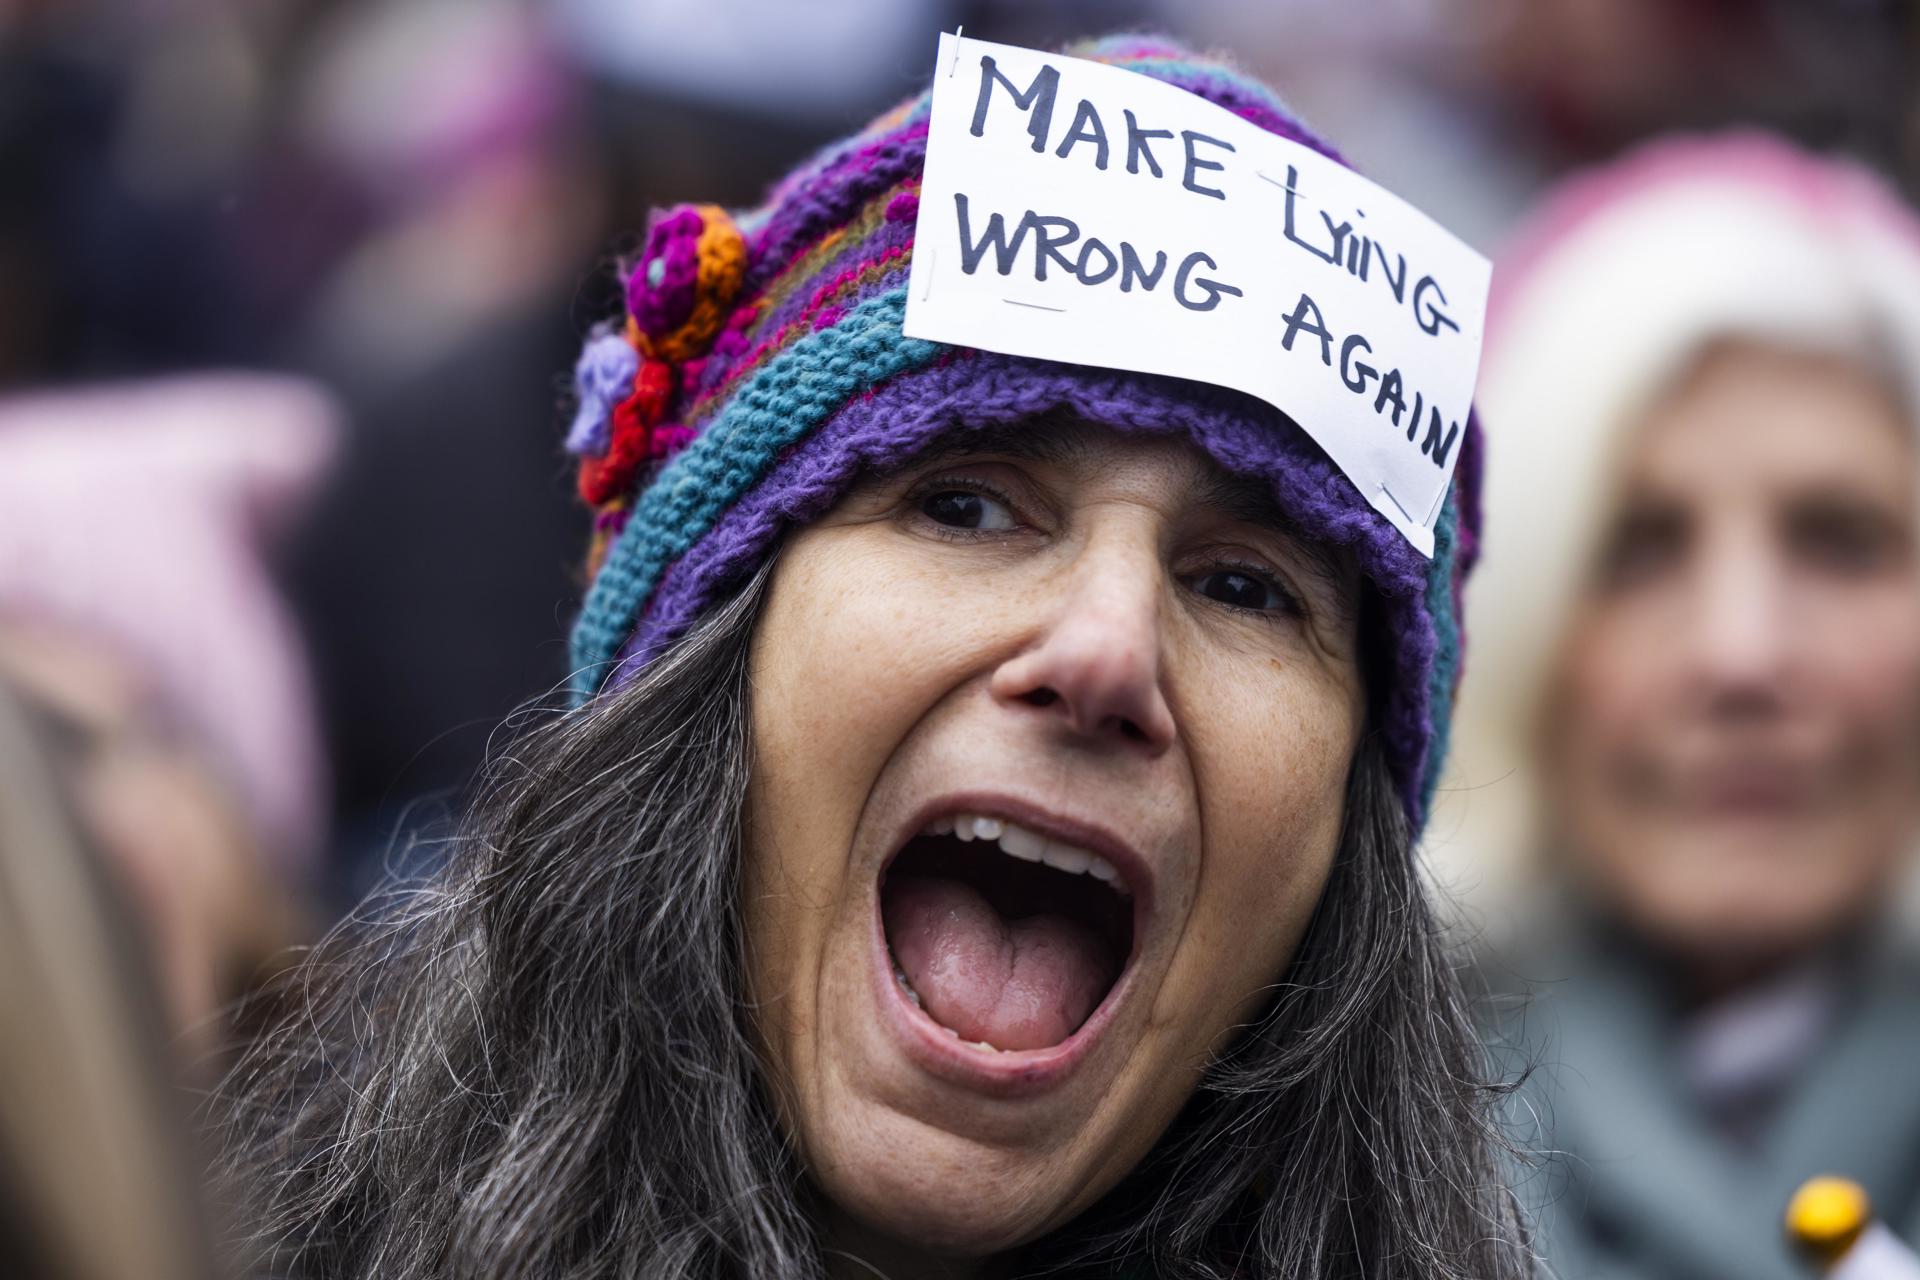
[626,204,748,364]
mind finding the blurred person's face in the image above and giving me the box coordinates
[741,423,1364,1260]
[1549,342,1920,972]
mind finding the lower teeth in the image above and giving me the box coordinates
[890,952,923,1008]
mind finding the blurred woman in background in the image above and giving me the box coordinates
[1442,135,1920,1280]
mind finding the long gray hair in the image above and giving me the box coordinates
[214,558,1531,1279]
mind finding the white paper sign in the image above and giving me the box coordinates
[903,33,1491,556]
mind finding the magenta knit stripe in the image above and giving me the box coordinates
[743,121,931,296]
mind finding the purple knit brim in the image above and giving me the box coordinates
[612,350,1439,817]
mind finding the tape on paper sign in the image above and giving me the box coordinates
[903,33,1492,556]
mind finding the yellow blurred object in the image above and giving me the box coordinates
[1789,1176,1874,1263]
[1786,1176,1920,1280]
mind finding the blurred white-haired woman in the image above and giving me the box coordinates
[1442,134,1920,1280]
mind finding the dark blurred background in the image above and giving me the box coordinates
[2,0,1914,907]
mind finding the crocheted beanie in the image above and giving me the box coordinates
[562,34,1482,832]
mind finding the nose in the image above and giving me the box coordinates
[1685,533,1791,716]
[989,536,1177,754]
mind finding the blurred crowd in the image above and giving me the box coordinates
[3,1,1919,1278]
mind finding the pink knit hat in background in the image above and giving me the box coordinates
[0,375,339,878]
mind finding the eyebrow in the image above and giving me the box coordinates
[908,420,1098,470]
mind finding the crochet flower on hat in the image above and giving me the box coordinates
[566,203,749,575]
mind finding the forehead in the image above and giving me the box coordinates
[1622,342,1914,503]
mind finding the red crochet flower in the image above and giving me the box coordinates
[577,356,675,506]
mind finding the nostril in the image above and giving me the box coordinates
[1118,718,1145,742]
[1022,688,1060,708]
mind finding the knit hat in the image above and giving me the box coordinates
[1431,133,1920,888]
[562,35,1482,832]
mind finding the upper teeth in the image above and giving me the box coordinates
[925,813,1129,894]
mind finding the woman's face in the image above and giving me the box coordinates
[743,422,1364,1257]
[1551,342,1920,968]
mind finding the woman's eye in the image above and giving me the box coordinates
[1191,569,1289,613]
[1596,506,1687,591]
[1786,502,1906,577]
[920,489,1017,531]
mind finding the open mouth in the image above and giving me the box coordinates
[880,812,1137,1053]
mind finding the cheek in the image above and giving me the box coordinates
[742,538,1018,1063]
[745,550,897,1016]
[1811,595,1920,772]
[1554,613,1658,751]
[1166,655,1360,1046]
[1547,611,1686,816]
[748,536,1009,863]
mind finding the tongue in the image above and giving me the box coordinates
[882,874,1116,1052]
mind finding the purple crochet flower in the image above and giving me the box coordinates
[626,207,709,342]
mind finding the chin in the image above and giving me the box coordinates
[1630,884,1854,969]
[809,1110,1082,1256]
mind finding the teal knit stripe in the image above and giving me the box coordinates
[570,287,943,697]
[1416,493,1462,816]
